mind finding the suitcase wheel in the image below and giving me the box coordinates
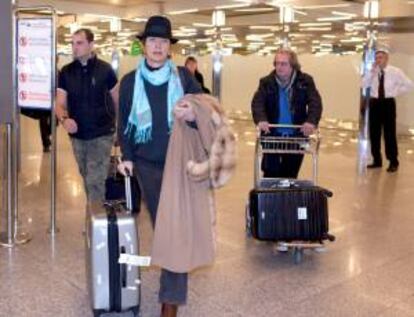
[327,233,336,242]
[293,247,303,264]
[93,310,103,317]
[131,306,140,317]
[245,202,252,238]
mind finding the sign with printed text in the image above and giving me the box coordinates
[17,18,53,110]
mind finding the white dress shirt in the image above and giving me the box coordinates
[362,64,414,98]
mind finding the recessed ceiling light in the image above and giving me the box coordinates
[133,18,148,22]
[299,27,332,31]
[294,4,351,10]
[234,8,274,12]
[317,16,353,22]
[249,25,279,31]
[168,8,199,15]
[322,34,337,39]
[299,22,332,27]
[332,11,357,17]
[215,4,250,9]
[193,23,213,27]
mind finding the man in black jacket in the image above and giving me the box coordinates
[56,28,119,203]
[117,16,202,317]
[251,48,322,178]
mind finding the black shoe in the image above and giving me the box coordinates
[387,164,398,173]
[367,163,382,169]
[43,146,50,153]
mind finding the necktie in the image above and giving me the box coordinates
[378,70,385,99]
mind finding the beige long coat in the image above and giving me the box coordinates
[151,94,236,273]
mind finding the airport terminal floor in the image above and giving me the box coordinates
[1,116,414,317]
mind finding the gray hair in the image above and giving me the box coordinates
[274,48,301,71]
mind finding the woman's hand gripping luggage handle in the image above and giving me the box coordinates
[117,159,134,213]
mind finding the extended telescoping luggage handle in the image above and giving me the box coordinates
[124,169,133,213]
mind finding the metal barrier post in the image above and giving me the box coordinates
[357,30,376,175]
[48,8,58,235]
[0,123,15,247]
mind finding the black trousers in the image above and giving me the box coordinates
[369,98,399,165]
[134,159,188,305]
[262,153,304,178]
[39,114,51,148]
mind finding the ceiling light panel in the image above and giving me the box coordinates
[215,4,250,9]
[168,8,199,15]
[294,4,351,10]
[235,8,275,12]
[317,16,353,22]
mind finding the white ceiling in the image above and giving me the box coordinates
[17,0,414,56]
[19,0,414,20]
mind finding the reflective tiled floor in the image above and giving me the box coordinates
[1,116,414,317]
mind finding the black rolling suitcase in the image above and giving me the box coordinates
[248,180,332,241]
[246,125,335,247]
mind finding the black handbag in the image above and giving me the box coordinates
[20,108,51,120]
[105,154,141,214]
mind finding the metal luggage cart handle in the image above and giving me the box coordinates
[254,124,321,187]
[257,124,320,137]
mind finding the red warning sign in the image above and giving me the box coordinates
[19,73,28,83]
[19,36,28,47]
[17,18,52,110]
[19,91,28,101]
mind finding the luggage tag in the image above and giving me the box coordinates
[279,179,291,188]
[278,179,296,188]
[119,254,151,267]
[297,207,308,220]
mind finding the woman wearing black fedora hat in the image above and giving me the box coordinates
[117,15,202,317]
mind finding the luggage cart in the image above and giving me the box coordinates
[246,124,335,264]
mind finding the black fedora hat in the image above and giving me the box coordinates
[137,15,178,44]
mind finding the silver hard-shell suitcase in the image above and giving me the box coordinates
[86,175,140,317]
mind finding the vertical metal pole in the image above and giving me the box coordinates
[49,10,58,235]
[211,12,224,102]
[280,10,288,48]
[357,30,376,174]
[12,3,21,244]
[212,50,223,101]
[111,49,120,77]
[0,0,16,248]
[279,6,293,49]
[7,124,14,245]
[0,124,15,247]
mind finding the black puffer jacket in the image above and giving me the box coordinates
[251,70,322,126]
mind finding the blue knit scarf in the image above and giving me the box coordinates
[125,58,184,144]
